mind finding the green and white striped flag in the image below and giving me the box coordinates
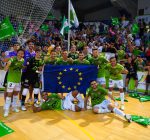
[60,16,69,35]
[70,1,79,28]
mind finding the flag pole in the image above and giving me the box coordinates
[68,0,71,52]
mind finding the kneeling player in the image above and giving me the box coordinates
[84,80,132,122]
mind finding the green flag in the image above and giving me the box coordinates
[70,1,79,28]
[111,17,119,26]
[46,12,55,20]
[60,16,69,35]
[131,23,139,35]
[40,24,49,32]
[0,121,14,137]
[0,17,16,41]
[18,22,24,34]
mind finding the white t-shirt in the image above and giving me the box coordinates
[135,38,141,47]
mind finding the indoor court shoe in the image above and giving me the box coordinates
[21,106,27,111]
[120,104,125,111]
[4,109,9,117]
[12,107,20,113]
[87,105,92,110]
[125,114,132,123]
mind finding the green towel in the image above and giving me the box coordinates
[129,93,141,99]
[0,121,14,137]
[139,96,150,102]
[131,115,150,126]
[114,97,128,102]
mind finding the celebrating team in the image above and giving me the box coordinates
[2,40,131,123]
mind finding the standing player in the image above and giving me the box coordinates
[20,41,35,104]
[89,48,108,88]
[56,50,73,65]
[44,50,57,64]
[68,45,78,60]
[106,57,128,110]
[3,43,20,102]
[4,49,24,117]
[73,52,90,64]
[82,46,92,61]
[21,49,44,111]
[125,57,138,92]
[144,61,150,95]
[84,80,132,122]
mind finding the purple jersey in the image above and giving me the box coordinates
[23,50,35,72]
[24,50,35,63]
[6,51,17,58]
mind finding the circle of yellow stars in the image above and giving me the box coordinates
[57,68,83,91]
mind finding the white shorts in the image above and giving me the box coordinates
[62,94,84,111]
[94,100,111,109]
[62,99,76,111]
[7,82,21,92]
[97,77,106,85]
[109,79,123,89]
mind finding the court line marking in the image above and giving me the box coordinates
[56,111,94,140]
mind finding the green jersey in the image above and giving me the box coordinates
[89,55,108,78]
[84,54,92,61]
[68,52,78,60]
[7,57,24,83]
[55,58,73,65]
[133,49,142,56]
[77,41,86,50]
[27,57,44,73]
[117,50,125,60]
[73,59,90,65]
[41,51,48,60]
[86,85,107,107]
[106,63,124,80]
[44,57,57,65]
[135,60,145,71]
[41,94,62,110]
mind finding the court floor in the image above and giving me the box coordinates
[0,93,150,140]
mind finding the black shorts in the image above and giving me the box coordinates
[126,74,138,80]
[146,75,150,83]
[3,71,8,87]
[21,72,40,88]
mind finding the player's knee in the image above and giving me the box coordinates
[22,88,29,96]
[102,84,106,88]
[107,104,114,111]
[7,93,12,97]
[119,88,123,92]
[109,88,113,91]
[75,105,81,112]
[33,88,40,95]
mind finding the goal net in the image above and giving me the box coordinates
[0,0,55,50]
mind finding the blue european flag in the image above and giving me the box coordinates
[42,65,98,94]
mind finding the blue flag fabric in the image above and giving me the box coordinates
[43,65,98,94]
